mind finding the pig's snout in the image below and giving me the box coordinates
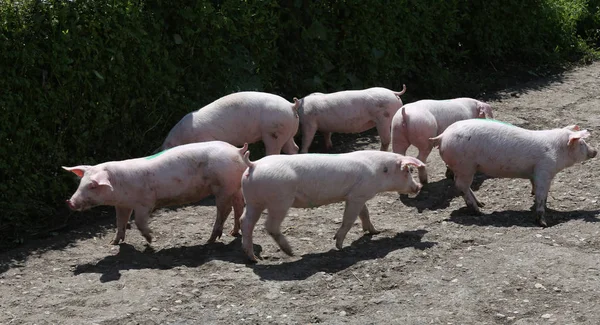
[589,148,598,158]
[413,183,423,194]
[66,199,77,211]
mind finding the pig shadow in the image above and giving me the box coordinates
[296,128,381,154]
[250,229,436,281]
[399,173,489,212]
[446,207,600,228]
[72,238,256,283]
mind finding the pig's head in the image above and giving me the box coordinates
[566,129,597,161]
[389,156,425,195]
[477,101,494,119]
[62,165,114,211]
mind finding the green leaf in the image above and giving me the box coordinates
[92,70,104,80]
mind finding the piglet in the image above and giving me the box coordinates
[391,98,493,183]
[295,85,406,153]
[161,92,299,155]
[430,119,596,226]
[238,150,424,262]
[63,141,248,245]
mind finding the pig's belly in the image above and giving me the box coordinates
[291,192,345,209]
[476,162,534,179]
[154,186,213,208]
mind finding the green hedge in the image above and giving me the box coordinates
[1,0,598,247]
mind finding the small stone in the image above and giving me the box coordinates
[339,311,347,317]
[507,317,516,321]
[495,313,506,318]
[451,278,458,283]
[150,307,159,312]
[541,313,553,319]
[553,287,561,292]
[535,283,546,290]
[175,300,182,304]
[266,316,272,319]
[535,234,543,238]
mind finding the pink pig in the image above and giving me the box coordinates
[63,141,248,245]
[161,92,300,155]
[430,119,597,226]
[391,98,493,184]
[238,150,424,262]
[295,85,407,153]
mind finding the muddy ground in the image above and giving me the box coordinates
[2,62,600,325]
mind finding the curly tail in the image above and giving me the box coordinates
[429,135,442,148]
[242,150,255,169]
[238,142,249,155]
[393,84,407,99]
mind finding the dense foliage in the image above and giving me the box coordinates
[1,0,598,247]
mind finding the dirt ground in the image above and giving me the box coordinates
[2,62,600,325]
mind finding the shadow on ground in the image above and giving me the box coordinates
[72,237,254,282]
[400,173,489,212]
[0,196,219,275]
[446,207,600,228]
[250,229,436,281]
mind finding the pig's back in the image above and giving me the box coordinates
[192,92,295,145]
[303,87,399,132]
[244,154,370,206]
[440,119,552,178]
[422,99,478,133]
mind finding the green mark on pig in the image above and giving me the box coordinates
[483,119,516,127]
[145,149,169,160]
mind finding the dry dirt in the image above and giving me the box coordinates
[2,62,600,325]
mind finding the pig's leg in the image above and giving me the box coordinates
[240,204,264,262]
[230,191,245,237]
[334,200,366,249]
[529,178,536,196]
[392,137,410,156]
[300,123,318,154]
[207,195,233,243]
[111,207,133,245]
[416,147,433,184]
[532,174,551,227]
[265,205,293,256]
[322,132,333,152]
[263,135,283,156]
[453,172,483,214]
[133,207,153,243]
[375,119,392,151]
[357,204,380,234]
[281,137,299,155]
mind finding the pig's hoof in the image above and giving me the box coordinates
[229,229,241,237]
[476,201,485,208]
[110,239,121,245]
[536,216,548,227]
[364,229,381,235]
[143,233,153,243]
[445,168,454,179]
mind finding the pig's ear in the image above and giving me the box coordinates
[477,103,493,119]
[397,157,425,169]
[568,130,590,146]
[62,165,91,178]
[90,171,113,191]
[564,125,580,131]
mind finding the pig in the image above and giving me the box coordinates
[391,98,494,184]
[429,119,597,227]
[295,85,407,153]
[160,91,300,155]
[238,150,425,262]
[63,141,248,245]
